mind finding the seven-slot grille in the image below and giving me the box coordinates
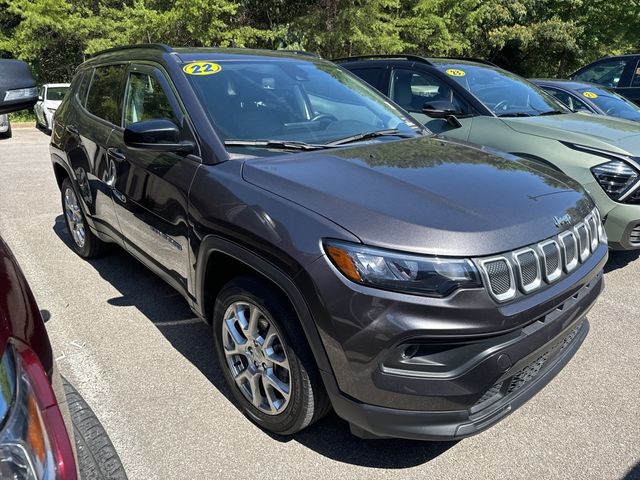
[478,208,604,303]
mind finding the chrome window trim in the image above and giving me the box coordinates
[558,230,579,273]
[537,239,562,283]
[477,256,516,303]
[512,247,542,293]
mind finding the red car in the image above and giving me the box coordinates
[0,59,126,479]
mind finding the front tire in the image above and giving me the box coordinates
[212,276,330,435]
[60,177,106,258]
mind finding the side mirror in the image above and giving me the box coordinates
[0,59,38,114]
[124,119,194,153]
[422,100,458,118]
[422,100,463,128]
[38,95,43,101]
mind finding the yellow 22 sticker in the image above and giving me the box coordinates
[582,91,598,99]
[446,68,466,77]
[183,62,222,76]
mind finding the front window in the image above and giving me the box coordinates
[45,86,69,101]
[438,64,568,117]
[185,59,421,153]
[576,86,640,119]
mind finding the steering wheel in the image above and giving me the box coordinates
[494,100,509,112]
[310,113,338,122]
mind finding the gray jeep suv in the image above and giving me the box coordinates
[50,45,607,441]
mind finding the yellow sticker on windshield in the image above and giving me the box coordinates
[446,68,466,77]
[582,91,598,99]
[183,62,222,76]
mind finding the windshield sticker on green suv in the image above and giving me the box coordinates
[446,68,466,77]
[183,62,222,76]
[582,91,598,99]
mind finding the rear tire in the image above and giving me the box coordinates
[64,379,128,480]
[60,177,106,258]
[0,125,11,139]
[212,275,330,435]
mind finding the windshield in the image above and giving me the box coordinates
[576,87,640,119]
[46,86,68,101]
[439,64,568,117]
[184,59,421,151]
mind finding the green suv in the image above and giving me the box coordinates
[339,55,640,250]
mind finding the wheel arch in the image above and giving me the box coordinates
[195,235,333,374]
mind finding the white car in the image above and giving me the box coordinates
[0,114,10,138]
[34,83,70,131]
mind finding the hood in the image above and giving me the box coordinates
[501,113,640,155]
[242,136,594,257]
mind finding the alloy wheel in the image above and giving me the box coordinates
[64,187,85,248]
[222,301,291,415]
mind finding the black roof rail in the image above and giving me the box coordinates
[433,56,498,67]
[90,43,173,58]
[332,54,433,65]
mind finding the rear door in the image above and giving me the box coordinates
[107,63,200,294]
[61,64,126,244]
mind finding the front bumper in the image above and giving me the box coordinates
[307,242,606,440]
[584,180,640,250]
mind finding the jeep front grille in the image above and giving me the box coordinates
[478,208,603,303]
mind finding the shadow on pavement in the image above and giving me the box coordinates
[53,216,455,468]
[604,249,640,273]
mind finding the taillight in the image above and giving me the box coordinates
[0,343,77,480]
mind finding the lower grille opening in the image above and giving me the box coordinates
[470,322,582,415]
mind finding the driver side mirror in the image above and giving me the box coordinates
[0,59,38,114]
[422,100,463,128]
[124,119,195,154]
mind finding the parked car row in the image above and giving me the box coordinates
[48,44,611,444]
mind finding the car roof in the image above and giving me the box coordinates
[335,55,496,68]
[530,78,611,91]
[82,44,325,69]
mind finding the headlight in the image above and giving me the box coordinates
[591,160,639,200]
[323,240,481,296]
[4,87,38,102]
[0,344,76,480]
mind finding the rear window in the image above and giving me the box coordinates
[46,86,69,101]
[85,65,126,125]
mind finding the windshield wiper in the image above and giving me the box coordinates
[537,110,566,116]
[224,139,335,151]
[327,129,415,146]
[496,112,533,117]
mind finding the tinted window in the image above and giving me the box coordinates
[631,60,640,88]
[124,71,177,127]
[46,86,69,101]
[85,65,126,124]
[186,60,420,147]
[573,58,628,88]
[76,72,90,106]
[543,87,591,112]
[439,64,566,116]
[391,68,468,114]
[348,67,387,93]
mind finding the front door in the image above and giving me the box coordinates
[107,64,200,294]
[388,68,473,140]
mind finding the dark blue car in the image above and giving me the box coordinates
[531,79,640,123]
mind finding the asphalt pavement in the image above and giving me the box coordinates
[0,127,638,480]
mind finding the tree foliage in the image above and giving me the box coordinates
[1,0,639,83]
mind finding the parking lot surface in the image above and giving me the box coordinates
[0,127,638,479]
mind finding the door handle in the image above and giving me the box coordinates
[107,147,126,163]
